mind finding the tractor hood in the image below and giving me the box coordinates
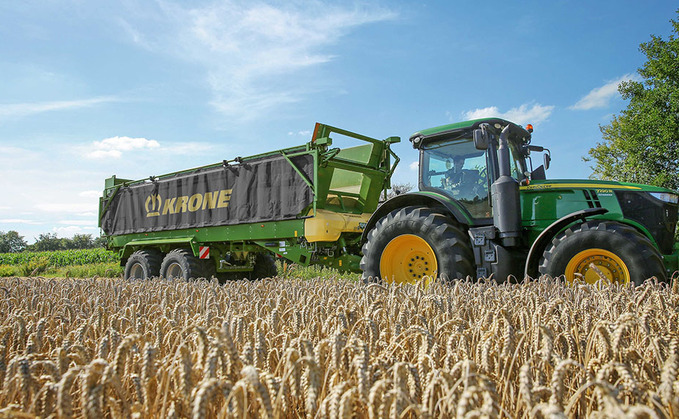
[522,179,678,255]
[522,179,678,196]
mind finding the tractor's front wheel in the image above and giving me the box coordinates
[360,206,474,284]
[538,221,666,285]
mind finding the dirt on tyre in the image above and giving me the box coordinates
[360,206,474,284]
[160,249,211,281]
[539,220,666,285]
[124,249,162,280]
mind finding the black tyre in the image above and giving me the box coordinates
[360,206,474,284]
[538,221,666,285]
[160,249,209,281]
[251,253,278,279]
[124,249,162,280]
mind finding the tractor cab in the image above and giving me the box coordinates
[410,118,544,220]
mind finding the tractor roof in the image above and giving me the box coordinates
[409,118,531,149]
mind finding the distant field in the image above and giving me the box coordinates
[0,275,677,417]
[0,248,121,277]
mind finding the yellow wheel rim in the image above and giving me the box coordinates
[564,248,630,284]
[380,234,438,284]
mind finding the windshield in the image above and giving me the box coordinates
[421,137,491,218]
[420,136,527,219]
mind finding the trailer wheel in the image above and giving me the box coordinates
[360,206,474,284]
[251,253,278,279]
[124,250,162,280]
[538,221,666,285]
[160,249,207,281]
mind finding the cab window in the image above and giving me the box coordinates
[421,138,491,219]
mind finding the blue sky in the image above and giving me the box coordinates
[1,0,677,243]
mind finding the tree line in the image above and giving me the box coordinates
[0,231,106,253]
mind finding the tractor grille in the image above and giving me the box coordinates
[615,191,678,254]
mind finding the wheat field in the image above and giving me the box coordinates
[0,275,678,418]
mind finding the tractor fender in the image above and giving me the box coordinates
[524,208,608,278]
[361,192,471,243]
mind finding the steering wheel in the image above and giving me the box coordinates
[478,166,488,182]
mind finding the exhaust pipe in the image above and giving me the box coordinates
[491,125,521,247]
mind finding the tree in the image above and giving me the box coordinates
[70,234,94,249]
[31,233,66,252]
[93,236,108,248]
[0,230,28,253]
[586,11,679,190]
[385,182,415,200]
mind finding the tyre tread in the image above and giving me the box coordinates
[538,220,666,285]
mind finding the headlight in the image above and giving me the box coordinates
[650,192,679,204]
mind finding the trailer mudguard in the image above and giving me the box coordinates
[523,207,608,278]
[361,192,474,243]
[121,237,198,260]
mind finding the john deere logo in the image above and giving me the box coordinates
[144,189,232,217]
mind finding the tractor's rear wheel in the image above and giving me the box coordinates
[160,249,210,281]
[360,206,474,284]
[124,249,162,280]
[538,221,666,285]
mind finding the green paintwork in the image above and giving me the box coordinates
[522,178,675,194]
[412,190,475,225]
[121,237,198,258]
[519,179,676,249]
[101,123,399,273]
[410,117,531,144]
[412,118,493,138]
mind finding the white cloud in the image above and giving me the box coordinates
[409,161,419,171]
[34,202,97,214]
[57,220,96,226]
[86,136,160,159]
[289,130,312,137]
[462,103,554,126]
[120,1,396,121]
[0,96,121,120]
[52,225,98,237]
[570,74,640,110]
[0,219,42,225]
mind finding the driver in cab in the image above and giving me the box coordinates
[442,155,466,189]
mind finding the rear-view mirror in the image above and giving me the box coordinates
[473,129,488,150]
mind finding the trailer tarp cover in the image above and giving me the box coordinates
[101,154,314,236]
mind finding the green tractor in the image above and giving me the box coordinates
[360,118,679,285]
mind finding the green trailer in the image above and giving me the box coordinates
[99,123,399,281]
